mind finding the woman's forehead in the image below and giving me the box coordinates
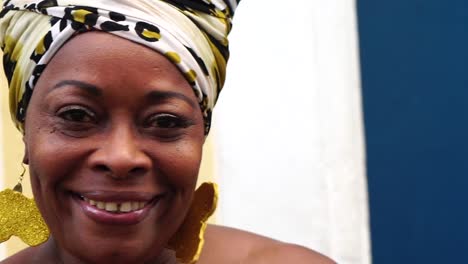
[51,32,179,71]
[42,32,191,91]
[27,32,200,113]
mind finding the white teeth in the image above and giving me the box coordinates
[96,202,105,209]
[105,202,118,212]
[120,202,132,212]
[83,197,148,213]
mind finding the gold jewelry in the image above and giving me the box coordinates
[0,165,50,246]
[0,181,218,264]
[0,189,50,246]
[167,182,218,264]
[12,163,26,193]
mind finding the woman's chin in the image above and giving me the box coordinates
[57,234,165,264]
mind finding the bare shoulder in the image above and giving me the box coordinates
[0,240,54,264]
[246,242,335,264]
[0,246,39,264]
[199,224,335,264]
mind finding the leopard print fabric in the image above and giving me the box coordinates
[0,0,240,134]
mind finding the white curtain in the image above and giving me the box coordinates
[213,1,371,263]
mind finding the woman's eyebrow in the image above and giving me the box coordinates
[52,80,102,96]
[146,90,198,109]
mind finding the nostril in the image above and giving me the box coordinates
[129,167,146,176]
[94,164,110,172]
[91,160,148,178]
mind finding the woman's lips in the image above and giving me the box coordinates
[82,196,147,213]
[72,191,162,225]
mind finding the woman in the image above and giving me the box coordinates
[0,1,334,263]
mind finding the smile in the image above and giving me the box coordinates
[72,192,162,225]
[80,196,148,213]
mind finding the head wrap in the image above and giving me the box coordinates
[0,0,240,134]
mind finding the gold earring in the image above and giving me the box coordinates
[0,170,217,263]
[0,165,50,246]
[167,182,218,264]
[12,163,26,193]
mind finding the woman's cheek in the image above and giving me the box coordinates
[27,131,85,191]
[159,141,203,187]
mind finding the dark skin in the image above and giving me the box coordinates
[1,32,334,264]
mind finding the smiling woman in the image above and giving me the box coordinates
[0,1,334,264]
[22,32,205,263]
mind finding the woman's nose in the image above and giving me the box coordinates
[88,125,151,179]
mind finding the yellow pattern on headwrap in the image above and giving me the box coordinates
[72,9,93,24]
[34,36,47,56]
[0,0,240,134]
[185,69,198,84]
[166,51,182,64]
[142,28,161,41]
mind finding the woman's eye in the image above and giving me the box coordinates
[57,106,95,123]
[147,114,188,129]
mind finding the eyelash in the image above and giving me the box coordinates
[145,113,192,129]
[57,105,96,123]
[57,106,191,128]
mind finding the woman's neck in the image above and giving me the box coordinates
[31,237,180,264]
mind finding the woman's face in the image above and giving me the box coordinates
[23,32,205,263]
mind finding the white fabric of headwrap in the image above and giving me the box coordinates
[0,0,239,134]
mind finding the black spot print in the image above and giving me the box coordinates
[25,3,36,11]
[0,4,19,18]
[109,11,126,21]
[64,6,99,27]
[3,53,16,84]
[37,0,58,10]
[135,22,161,42]
[30,31,53,63]
[100,21,129,32]
[204,109,212,135]
[49,16,60,26]
[186,46,209,75]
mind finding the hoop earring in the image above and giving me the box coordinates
[0,165,50,246]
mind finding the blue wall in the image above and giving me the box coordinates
[357,1,468,263]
